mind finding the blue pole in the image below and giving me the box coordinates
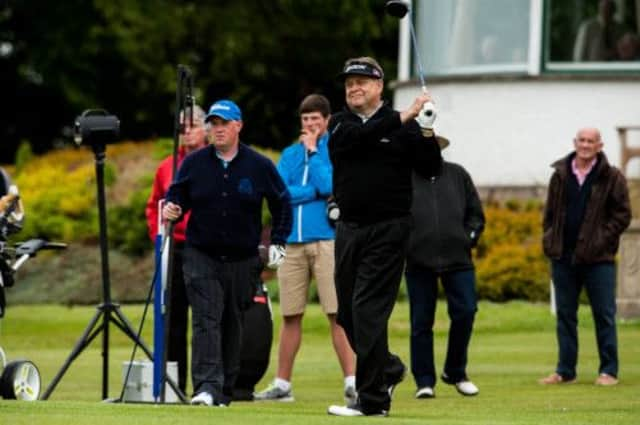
[152,205,165,401]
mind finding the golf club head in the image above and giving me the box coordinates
[385,0,409,19]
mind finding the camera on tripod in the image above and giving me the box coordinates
[74,109,120,147]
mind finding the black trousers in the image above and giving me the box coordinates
[405,266,477,387]
[551,260,618,379]
[182,244,259,405]
[334,216,411,413]
[168,243,188,394]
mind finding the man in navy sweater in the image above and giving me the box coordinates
[163,99,292,406]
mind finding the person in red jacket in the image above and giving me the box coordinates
[145,104,207,393]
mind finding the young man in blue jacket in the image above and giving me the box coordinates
[255,94,356,403]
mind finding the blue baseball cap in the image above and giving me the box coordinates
[205,99,242,122]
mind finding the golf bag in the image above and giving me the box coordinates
[232,281,273,401]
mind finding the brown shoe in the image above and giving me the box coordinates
[538,373,576,385]
[594,373,618,386]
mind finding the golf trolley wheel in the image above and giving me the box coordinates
[0,360,41,400]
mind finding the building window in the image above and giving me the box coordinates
[416,0,531,76]
[546,0,640,70]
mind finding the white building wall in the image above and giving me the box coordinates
[394,79,640,186]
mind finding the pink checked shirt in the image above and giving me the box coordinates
[571,157,597,186]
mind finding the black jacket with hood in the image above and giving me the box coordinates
[407,161,485,272]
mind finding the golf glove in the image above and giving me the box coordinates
[326,196,340,227]
[267,244,286,269]
[415,102,436,135]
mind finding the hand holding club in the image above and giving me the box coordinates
[162,202,182,222]
[416,99,437,136]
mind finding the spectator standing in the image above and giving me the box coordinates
[540,127,631,386]
[254,94,356,403]
[145,105,207,394]
[163,99,292,406]
[405,136,484,399]
[573,0,626,61]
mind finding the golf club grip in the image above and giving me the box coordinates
[42,242,67,250]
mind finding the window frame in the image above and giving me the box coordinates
[411,0,533,78]
[404,0,640,81]
[541,0,640,74]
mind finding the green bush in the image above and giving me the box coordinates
[13,142,157,245]
[15,148,98,241]
[108,185,152,256]
[475,202,549,302]
[14,140,34,175]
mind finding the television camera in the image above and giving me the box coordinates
[73,109,120,148]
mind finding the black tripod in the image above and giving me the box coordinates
[41,127,153,400]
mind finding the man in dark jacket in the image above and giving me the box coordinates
[163,99,292,406]
[326,56,442,417]
[145,104,207,394]
[406,136,484,399]
[540,127,630,386]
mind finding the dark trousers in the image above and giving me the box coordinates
[168,243,188,394]
[183,244,258,405]
[334,216,411,414]
[551,260,618,379]
[405,266,477,388]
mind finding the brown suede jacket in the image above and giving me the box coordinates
[543,152,631,264]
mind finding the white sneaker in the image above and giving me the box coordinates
[455,380,479,396]
[191,392,213,406]
[253,382,295,402]
[415,386,435,398]
[328,404,364,417]
[327,404,388,417]
[344,384,357,405]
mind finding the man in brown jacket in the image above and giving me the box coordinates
[540,127,631,386]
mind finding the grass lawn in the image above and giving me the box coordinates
[0,300,638,424]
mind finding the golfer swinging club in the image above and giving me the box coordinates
[327,56,442,417]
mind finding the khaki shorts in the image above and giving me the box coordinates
[277,240,336,316]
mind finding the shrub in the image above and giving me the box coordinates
[14,140,34,175]
[13,142,157,244]
[474,203,549,302]
[15,148,98,241]
[108,186,152,256]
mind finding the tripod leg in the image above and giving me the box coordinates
[165,374,188,403]
[110,307,153,359]
[40,309,104,400]
[111,306,187,403]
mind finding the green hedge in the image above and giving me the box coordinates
[475,201,549,302]
[10,145,552,302]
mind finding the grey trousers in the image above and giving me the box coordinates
[183,244,260,404]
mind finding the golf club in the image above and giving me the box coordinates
[385,0,435,119]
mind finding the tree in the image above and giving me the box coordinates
[0,0,400,160]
